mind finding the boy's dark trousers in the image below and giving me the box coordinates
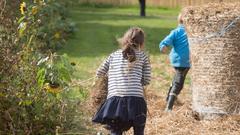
[166,67,190,111]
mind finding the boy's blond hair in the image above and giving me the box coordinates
[178,13,183,24]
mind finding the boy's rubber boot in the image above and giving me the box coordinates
[166,86,172,102]
[165,95,176,112]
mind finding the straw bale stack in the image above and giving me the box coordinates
[91,76,108,109]
[182,3,240,119]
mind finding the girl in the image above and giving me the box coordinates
[92,27,151,135]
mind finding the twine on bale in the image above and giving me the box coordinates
[188,15,240,44]
[182,3,240,119]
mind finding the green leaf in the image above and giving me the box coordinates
[21,100,33,106]
[18,16,26,24]
[37,68,46,88]
[19,22,27,37]
[59,67,71,82]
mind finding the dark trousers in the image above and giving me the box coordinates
[139,0,146,16]
[111,125,145,135]
[166,67,190,101]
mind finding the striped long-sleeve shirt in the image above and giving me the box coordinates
[97,49,151,99]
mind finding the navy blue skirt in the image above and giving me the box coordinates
[92,96,147,131]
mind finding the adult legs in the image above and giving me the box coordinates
[138,0,146,16]
[165,67,190,111]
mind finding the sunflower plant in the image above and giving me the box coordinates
[18,0,75,51]
[37,53,74,94]
[0,0,78,134]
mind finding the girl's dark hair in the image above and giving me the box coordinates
[118,27,145,62]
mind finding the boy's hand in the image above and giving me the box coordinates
[161,46,168,54]
[165,58,170,64]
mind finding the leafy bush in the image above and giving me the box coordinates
[18,0,75,51]
[0,0,80,134]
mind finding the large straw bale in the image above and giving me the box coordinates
[182,3,240,119]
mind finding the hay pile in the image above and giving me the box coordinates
[90,76,108,108]
[87,88,240,134]
[182,3,240,119]
[143,89,240,135]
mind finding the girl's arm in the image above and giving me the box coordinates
[96,55,111,77]
[142,54,151,86]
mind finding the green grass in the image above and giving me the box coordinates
[60,5,180,84]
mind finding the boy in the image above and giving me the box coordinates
[159,13,190,112]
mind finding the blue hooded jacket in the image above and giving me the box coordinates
[159,24,190,67]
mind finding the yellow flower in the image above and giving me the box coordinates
[0,93,4,97]
[44,83,62,94]
[20,2,27,15]
[31,6,38,15]
[54,32,61,39]
[39,0,46,6]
